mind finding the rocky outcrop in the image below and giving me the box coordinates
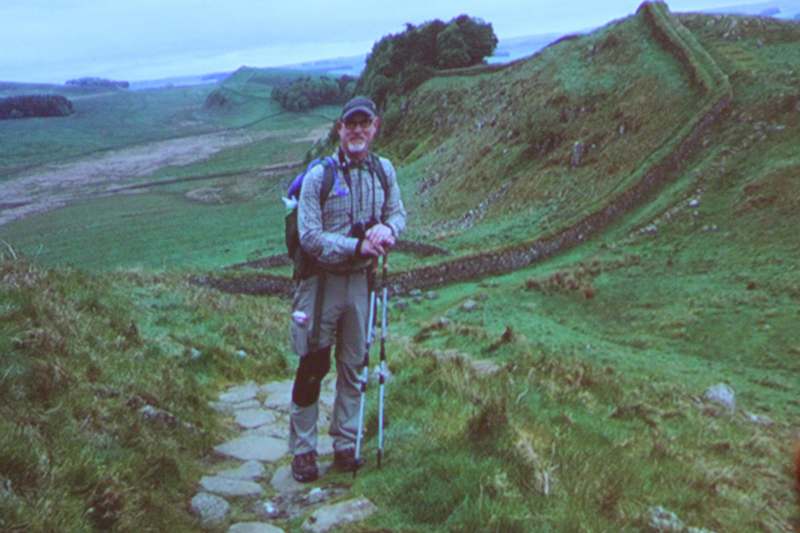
[0,95,74,120]
[65,77,129,89]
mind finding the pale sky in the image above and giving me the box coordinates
[0,0,768,83]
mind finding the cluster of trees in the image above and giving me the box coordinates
[271,75,355,112]
[356,15,498,108]
[0,95,74,120]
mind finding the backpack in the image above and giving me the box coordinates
[283,153,389,280]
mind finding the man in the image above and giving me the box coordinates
[289,96,406,482]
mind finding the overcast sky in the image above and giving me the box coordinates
[1,0,764,83]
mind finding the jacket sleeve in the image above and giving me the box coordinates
[298,164,359,264]
[379,158,407,237]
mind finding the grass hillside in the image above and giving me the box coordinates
[0,68,338,271]
[1,4,799,532]
[0,258,289,531]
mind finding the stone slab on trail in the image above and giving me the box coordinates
[261,380,294,412]
[210,398,262,415]
[217,460,266,481]
[215,435,287,462]
[219,382,261,404]
[191,492,230,526]
[228,523,285,533]
[301,497,378,532]
[201,475,264,498]
[235,408,277,429]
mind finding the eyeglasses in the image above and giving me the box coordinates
[343,117,374,130]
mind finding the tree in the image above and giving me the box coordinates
[355,14,498,108]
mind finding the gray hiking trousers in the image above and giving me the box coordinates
[289,270,369,455]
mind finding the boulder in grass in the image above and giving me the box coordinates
[704,383,735,414]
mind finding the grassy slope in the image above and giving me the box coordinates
[0,68,339,271]
[0,85,224,178]
[381,14,698,256]
[336,11,799,532]
[0,259,289,531]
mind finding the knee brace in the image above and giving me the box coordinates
[292,346,331,407]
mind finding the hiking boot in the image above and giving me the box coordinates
[291,451,318,482]
[333,448,364,472]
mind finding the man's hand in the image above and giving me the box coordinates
[359,238,385,257]
[366,223,395,248]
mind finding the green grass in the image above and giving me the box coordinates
[2,7,800,532]
[0,86,221,177]
[0,259,289,531]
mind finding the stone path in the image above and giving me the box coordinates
[191,377,378,532]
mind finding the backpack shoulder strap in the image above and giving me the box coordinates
[368,153,390,196]
[318,156,338,207]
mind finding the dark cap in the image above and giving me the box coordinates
[340,96,378,121]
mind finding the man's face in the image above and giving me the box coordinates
[337,112,379,158]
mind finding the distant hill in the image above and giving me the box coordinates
[65,77,129,89]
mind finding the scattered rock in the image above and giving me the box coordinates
[648,506,685,532]
[412,296,423,304]
[219,383,260,403]
[190,348,203,360]
[217,460,266,481]
[235,409,277,430]
[139,405,179,428]
[200,475,264,498]
[236,350,248,359]
[394,299,408,310]
[259,499,281,519]
[436,316,451,328]
[306,487,327,505]
[704,383,736,414]
[214,435,287,462]
[642,224,658,235]
[461,299,479,312]
[409,289,422,297]
[228,522,284,533]
[301,497,378,533]
[425,291,438,300]
[688,198,700,208]
[571,141,584,167]
[744,412,773,427]
[702,225,719,232]
[191,492,230,527]
[471,359,502,377]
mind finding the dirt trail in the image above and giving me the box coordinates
[0,128,300,227]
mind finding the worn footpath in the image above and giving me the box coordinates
[190,378,377,532]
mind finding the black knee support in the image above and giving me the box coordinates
[292,346,331,407]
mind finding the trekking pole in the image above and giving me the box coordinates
[377,254,389,468]
[354,287,377,478]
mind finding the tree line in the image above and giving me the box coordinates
[355,14,498,108]
[270,14,497,112]
[271,75,356,112]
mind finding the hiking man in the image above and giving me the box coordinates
[289,96,406,482]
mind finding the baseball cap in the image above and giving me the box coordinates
[340,96,378,121]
